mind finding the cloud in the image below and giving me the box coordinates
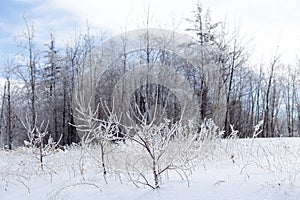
[2,0,300,65]
[1,0,195,51]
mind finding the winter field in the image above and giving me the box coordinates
[1,136,300,200]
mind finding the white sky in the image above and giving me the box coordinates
[1,0,300,65]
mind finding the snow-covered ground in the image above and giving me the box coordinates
[1,137,300,200]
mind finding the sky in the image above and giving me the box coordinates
[0,0,300,66]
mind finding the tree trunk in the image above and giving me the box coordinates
[263,57,277,137]
[0,82,7,145]
[7,79,12,150]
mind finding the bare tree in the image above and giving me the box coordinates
[6,74,12,149]
[23,119,62,170]
[282,64,298,137]
[43,34,61,141]
[1,59,14,149]
[61,33,83,144]
[73,96,120,182]
[0,78,6,147]
[61,26,102,145]
[263,55,280,137]
[20,16,39,131]
[120,107,220,189]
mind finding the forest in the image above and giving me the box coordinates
[0,2,299,150]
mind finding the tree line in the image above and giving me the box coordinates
[1,3,300,149]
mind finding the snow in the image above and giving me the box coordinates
[1,137,300,200]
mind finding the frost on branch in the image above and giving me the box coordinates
[73,95,221,189]
[118,116,221,189]
[73,96,122,182]
[22,119,62,170]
